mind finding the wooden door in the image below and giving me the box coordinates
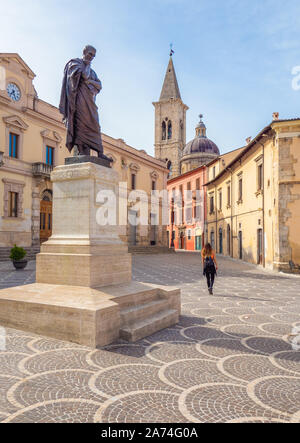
[40,200,52,243]
[257,229,263,265]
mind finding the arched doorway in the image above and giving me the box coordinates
[219,228,223,254]
[180,232,185,250]
[227,224,231,256]
[40,189,53,243]
[238,231,243,260]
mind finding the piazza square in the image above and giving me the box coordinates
[0,253,300,423]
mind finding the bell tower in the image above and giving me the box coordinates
[153,52,188,178]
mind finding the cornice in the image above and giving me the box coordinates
[22,107,65,130]
[103,139,167,172]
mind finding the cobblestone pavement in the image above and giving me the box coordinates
[0,253,300,423]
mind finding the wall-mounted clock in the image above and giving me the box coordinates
[7,83,21,102]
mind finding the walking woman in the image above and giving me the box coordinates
[202,243,218,295]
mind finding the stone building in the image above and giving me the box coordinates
[0,53,70,260]
[153,56,188,178]
[0,53,169,259]
[205,114,300,272]
[154,55,220,177]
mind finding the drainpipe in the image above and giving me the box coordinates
[215,185,217,252]
[224,166,234,257]
[257,139,266,268]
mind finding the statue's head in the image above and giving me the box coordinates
[83,45,96,64]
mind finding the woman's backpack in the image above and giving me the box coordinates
[204,256,215,273]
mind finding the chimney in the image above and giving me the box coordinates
[272,112,279,121]
[246,137,252,144]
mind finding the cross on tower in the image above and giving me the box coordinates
[170,43,174,57]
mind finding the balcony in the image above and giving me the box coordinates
[32,162,53,178]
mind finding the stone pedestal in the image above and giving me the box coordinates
[36,162,132,287]
[0,162,181,347]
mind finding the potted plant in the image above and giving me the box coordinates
[10,245,28,270]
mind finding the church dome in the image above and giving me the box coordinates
[183,137,220,156]
[180,115,220,174]
[182,115,220,156]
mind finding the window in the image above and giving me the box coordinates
[168,121,172,139]
[162,121,166,140]
[219,190,222,211]
[152,181,156,191]
[46,146,54,166]
[196,178,200,190]
[167,161,172,179]
[188,230,192,240]
[9,133,19,158]
[187,182,191,191]
[209,196,214,214]
[8,192,18,217]
[238,178,243,201]
[186,207,192,223]
[257,164,263,191]
[131,174,136,190]
[227,185,231,207]
[213,167,216,179]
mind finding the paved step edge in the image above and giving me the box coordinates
[120,299,169,326]
[120,309,178,342]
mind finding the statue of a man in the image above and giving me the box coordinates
[59,45,104,157]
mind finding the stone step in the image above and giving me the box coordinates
[116,288,160,310]
[120,309,179,342]
[129,246,174,255]
[120,298,169,326]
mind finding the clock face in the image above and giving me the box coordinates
[7,83,21,102]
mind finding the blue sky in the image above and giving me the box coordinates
[1,0,300,155]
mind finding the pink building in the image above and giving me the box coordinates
[167,165,207,251]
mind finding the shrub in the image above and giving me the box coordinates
[9,245,27,261]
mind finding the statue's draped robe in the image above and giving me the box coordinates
[59,58,103,154]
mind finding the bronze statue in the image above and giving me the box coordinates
[59,45,104,157]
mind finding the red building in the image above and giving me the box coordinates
[167,165,207,251]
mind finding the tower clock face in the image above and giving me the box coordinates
[7,83,21,102]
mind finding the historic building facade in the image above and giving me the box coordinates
[167,165,207,251]
[0,53,168,259]
[0,53,70,259]
[205,114,300,273]
[100,135,169,249]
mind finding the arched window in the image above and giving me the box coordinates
[41,189,53,202]
[168,121,172,139]
[180,120,184,141]
[162,121,166,140]
[167,160,172,179]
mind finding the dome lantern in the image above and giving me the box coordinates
[195,114,207,138]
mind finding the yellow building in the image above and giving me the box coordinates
[205,114,300,273]
[0,53,169,259]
